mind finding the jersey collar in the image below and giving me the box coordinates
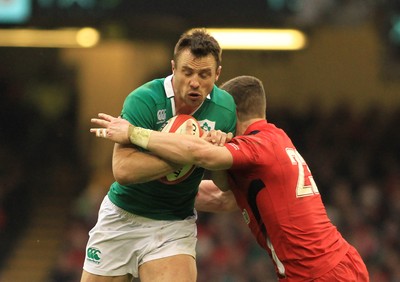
[243,120,268,135]
[164,74,175,98]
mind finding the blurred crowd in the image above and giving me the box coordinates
[1,72,399,281]
[0,60,82,274]
[46,103,400,282]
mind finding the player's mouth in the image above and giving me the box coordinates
[188,92,202,99]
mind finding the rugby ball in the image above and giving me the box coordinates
[159,114,202,185]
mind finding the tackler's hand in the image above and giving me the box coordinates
[90,113,132,144]
[201,129,233,146]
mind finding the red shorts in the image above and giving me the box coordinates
[315,245,369,282]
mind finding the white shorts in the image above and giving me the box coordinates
[83,195,197,278]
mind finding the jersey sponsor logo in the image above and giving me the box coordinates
[198,119,215,132]
[157,109,167,121]
[157,109,167,125]
[226,143,240,151]
[86,247,102,264]
[242,209,250,224]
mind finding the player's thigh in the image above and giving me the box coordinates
[80,269,133,282]
[316,246,369,282]
[138,254,196,282]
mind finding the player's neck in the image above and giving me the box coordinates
[237,118,264,135]
[174,98,203,115]
[175,104,202,115]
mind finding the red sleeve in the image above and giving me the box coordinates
[225,137,263,169]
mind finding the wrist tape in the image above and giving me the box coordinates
[128,125,151,149]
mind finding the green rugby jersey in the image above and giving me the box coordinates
[108,75,237,220]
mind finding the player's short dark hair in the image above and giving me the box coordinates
[220,76,267,120]
[174,28,222,69]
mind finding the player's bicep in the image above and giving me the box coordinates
[112,143,136,183]
[112,143,177,184]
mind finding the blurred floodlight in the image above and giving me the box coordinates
[0,27,100,48]
[76,28,100,47]
[206,28,307,50]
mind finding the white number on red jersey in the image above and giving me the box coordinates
[285,148,319,198]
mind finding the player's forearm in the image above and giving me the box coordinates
[91,114,231,169]
[209,170,231,191]
[128,125,233,170]
[112,143,179,185]
[128,124,203,165]
[149,132,204,165]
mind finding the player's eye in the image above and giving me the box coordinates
[184,70,193,76]
[199,71,211,79]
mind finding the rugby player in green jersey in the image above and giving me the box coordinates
[91,76,369,281]
[81,28,236,282]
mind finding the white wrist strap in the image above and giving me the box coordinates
[128,125,151,149]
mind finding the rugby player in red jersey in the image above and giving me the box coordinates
[91,75,369,281]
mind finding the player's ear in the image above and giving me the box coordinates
[171,60,175,74]
[215,66,222,81]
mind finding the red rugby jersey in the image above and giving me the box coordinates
[225,120,349,280]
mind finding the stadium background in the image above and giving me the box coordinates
[0,1,399,281]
